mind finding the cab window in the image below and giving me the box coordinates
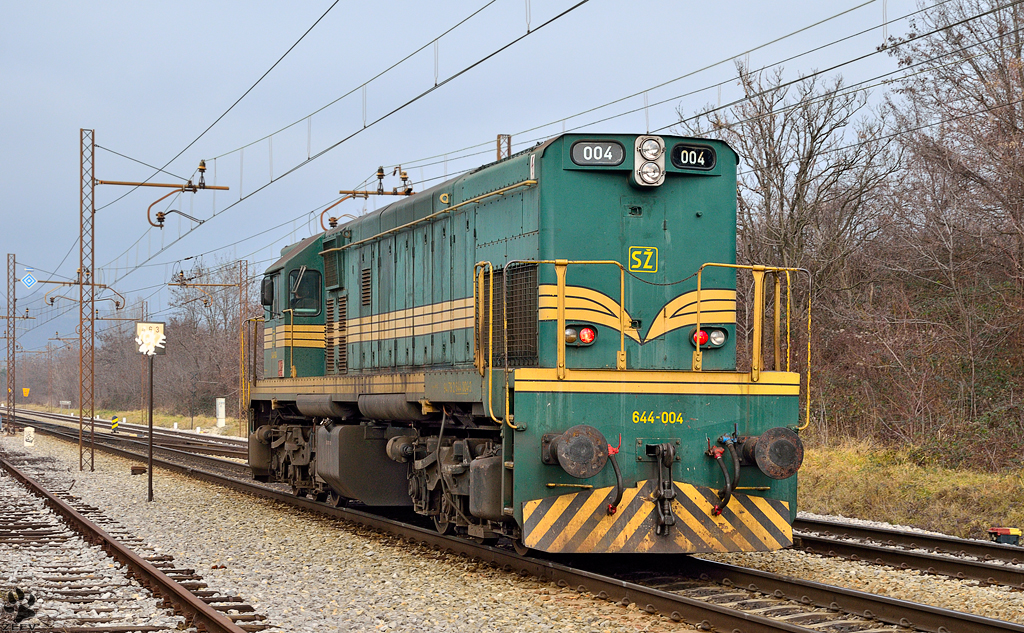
[288,268,321,316]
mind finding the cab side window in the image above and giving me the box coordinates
[288,268,321,316]
[261,275,278,316]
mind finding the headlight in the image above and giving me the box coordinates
[709,329,727,346]
[639,138,662,160]
[638,162,662,184]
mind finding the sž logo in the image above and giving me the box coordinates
[2,587,36,628]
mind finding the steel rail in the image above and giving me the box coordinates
[22,425,1024,633]
[12,407,249,447]
[796,517,1024,565]
[0,454,248,633]
[795,532,1024,589]
[682,559,1024,633]
[13,416,250,476]
[10,409,249,461]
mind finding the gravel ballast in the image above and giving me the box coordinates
[5,433,1024,630]
[2,435,692,632]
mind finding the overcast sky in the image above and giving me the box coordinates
[1,0,920,351]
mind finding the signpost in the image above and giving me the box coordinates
[215,397,226,428]
[135,322,166,502]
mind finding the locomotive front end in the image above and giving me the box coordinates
[484,134,808,554]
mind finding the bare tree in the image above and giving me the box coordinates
[678,64,900,297]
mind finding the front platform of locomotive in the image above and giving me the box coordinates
[503,134,807,554]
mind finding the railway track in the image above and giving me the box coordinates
[17,408,1024,594]
[3,407,248,459]
[10,426,1023,633]
[793,517,1024,589]
[0,450,271,632]
[6,410,250,479]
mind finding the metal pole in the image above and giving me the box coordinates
[47,343,52,412]
[148,353,154,502]
[140,301,146,414]
[5,254,14,435]
[80,128,96,472]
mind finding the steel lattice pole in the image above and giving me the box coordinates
[5,254,15,434]
[79,129,96,471]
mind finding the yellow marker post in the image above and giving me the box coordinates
[111,416,119,433]
[21,387,29,397]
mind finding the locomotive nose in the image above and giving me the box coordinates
[740,427,804,480]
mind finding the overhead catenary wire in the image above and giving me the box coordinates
[85,0,570,288]
[391,0,1010,180]
[70,0,1015,305]
[88,0,593,297]
[19,0,1011,344]
[391,0,919,173]
[206,0,502,161]
[48,0,908,293]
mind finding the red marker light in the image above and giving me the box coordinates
[693,330,709,346]
[579,327,596,344]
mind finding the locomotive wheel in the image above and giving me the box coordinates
[327,492,348,508]
[472,535,498,546]
[513,539,531,556]
[433,515,454,535]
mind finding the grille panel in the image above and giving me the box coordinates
[325,295,348,374]
[324,251,338,288]
[477,263,538,367]
[360,268,372,307]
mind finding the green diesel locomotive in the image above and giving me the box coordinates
[249,133,808,554]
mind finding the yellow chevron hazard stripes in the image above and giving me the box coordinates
[522,480,792,554]
[538,285,736,344]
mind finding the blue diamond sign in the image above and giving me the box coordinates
[21,273,37,290]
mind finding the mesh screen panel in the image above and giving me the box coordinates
[477,264,538,367]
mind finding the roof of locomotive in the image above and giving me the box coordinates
[263,133,738,275]
[265,233,321,274]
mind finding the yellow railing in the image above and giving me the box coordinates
[474,260,628,429]
[319,180,538,258]
[693,263,812,430]
[241,315,264,433]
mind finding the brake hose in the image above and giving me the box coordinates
[607,453,623,514]
[708,446,732,516]
[607,437,623,514]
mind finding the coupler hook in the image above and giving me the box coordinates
[651,443,677,536]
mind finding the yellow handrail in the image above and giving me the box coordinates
[694,263,812,431]
[508,259,627,375]
[282,309,296,378]
[319,180,538,257]
[474,262,509,428]
[473,259,628,430]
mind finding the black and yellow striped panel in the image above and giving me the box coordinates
[522,480,791,554]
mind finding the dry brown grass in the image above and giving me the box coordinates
[799,439,1024,539]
